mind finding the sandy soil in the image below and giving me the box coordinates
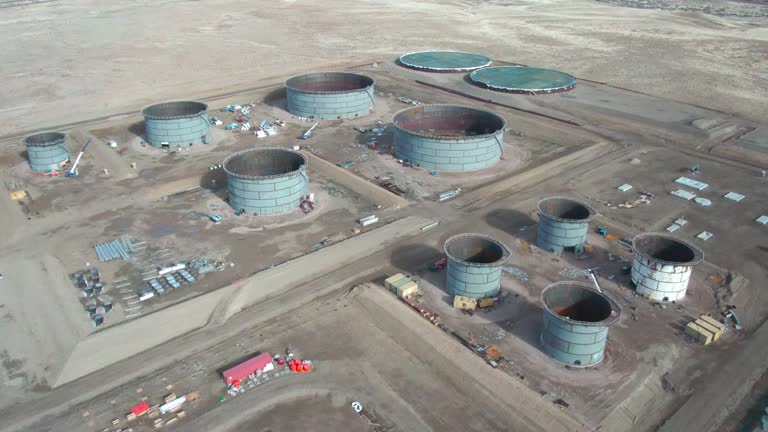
[0,1,766,431]
[0,0,766,140]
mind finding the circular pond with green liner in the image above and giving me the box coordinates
[469,66,576,94]
[398,51,492,72]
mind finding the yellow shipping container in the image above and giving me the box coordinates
[698,315,725,332]
[694,319,722,342]
[453,295,477,310]
[685,322,714,345]
[397,281,418,298]
[384,274,406,291]
[9,190,26,200]
[478,298,495,308]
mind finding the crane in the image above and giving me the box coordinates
[66,138,91,177]
[298,122,319,140]
[560,267,603,293]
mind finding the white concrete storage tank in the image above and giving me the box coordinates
[285,72,375,120]
[24,132,70,173]
[536,197,595,255]
[393,105,506,172]
[540,281,621,367]
[444,233,510,299]
[223,148,308,215]
[141,101,210,148]
[631,233,703,302]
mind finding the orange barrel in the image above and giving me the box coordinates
[303,363,311,372]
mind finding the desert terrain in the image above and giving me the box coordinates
[0,1,766,432]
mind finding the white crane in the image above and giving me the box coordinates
[299,122,319,140]
[560,267,603,293]
[66,138,91,177]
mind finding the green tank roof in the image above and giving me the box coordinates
[399,51,492,72]
[469,66,576,93]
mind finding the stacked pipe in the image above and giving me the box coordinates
[95,235,135,262]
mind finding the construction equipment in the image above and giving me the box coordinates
[206,214,222,223]
[478,298,497,309]
[560,267,603,293]
[453,295,477,311]
[585,267,603,293]
[66,138,91,177]
[300,199,314,214]
[726,308,743,330]
[298,122,319,140]
[431,257,447,271]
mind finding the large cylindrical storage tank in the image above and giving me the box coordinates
[24,132,70,173]
[141,101,210,148]
[393,105,506,172]
[631,233,703,302]
[540,281,621,367]
[536,197,596,255]
[223,148,308,215]
[444,233,510,299]
[285,72,375,120]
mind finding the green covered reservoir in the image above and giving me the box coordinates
[399,51,492,72]
[469,66,576,94]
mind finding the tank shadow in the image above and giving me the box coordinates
[263,88,287,110]
[485,208,536,238]
[128,121,145,140]
[455,283,545,356]
[200,168,228,199]
[389,243,442,274]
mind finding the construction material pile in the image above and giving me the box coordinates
[95,235,135,262]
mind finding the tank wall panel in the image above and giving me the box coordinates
[144,114,210,147]
[536,215,590,254]
[631,254,693,301]
[446,259,502,299]
[540,312,610,366]
[394,129,503,172]
[227,169,308,215]
[27,143,70,172]
[286,87,374,119]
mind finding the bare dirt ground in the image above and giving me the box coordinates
[596,0,768,18]
[0,1,766,431]
[0,0,766,140]
[9,284,584,432]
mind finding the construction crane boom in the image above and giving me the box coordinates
[298,122,319,140]
[66,138,91,177]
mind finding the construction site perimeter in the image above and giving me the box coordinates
[0,51,767,432]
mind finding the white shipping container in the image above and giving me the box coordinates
[359,215,379,227]
[158,263,185,276]
[159,396,187,415]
